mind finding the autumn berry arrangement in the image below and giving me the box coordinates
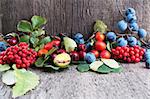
[0,6,149,97]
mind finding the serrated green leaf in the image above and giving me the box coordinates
[31,29,45,37]
[106,41,111,52]
[39,36,51,45]
[2,70,16,85]
[97,64,111,74]
[17,20,33,32]
[20,35,30,43]
[30,37,39,47]
[31,15,47,29]
[12,69,39,98]
[77,64,90,72]
[44,65,60,70]
[94,20,108,33]
[0,64,10,72]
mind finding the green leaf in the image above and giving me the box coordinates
[17,20,33,32]
[97,64,111,74]
[77,64,90,72]
[31,15,47,29]
[39,36,51,45]
[20,35,30,43]
[0,64,10,72]
[12,69,39,98]
[63,37,77,52]
[90,61,103,71]
[35,57,49,67]
[30,37,39,47]
[101,58,120,69]
[93,20,108,33]
[2,70,16,85]
[31,29,45,37]
[111,66,123,73]
[44,65,60,70]
[106,41,111,52]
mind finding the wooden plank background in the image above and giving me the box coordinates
[1,0,150,38]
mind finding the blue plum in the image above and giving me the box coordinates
[106,32,116,42]
[74,33,83,39]
[126,14,137,23]
[117,38,128,47]
[127,36,137,46]
[138,29,147,38]
[129,22,139,31]
[84,52,96,64]
[117,20,128,32]
[0,42,7,52]
[125,8,136,16]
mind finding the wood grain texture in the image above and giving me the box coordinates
[0,63,150,99]
[1,0,150,38]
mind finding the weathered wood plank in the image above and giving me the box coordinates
[0,63,150,99]
[1,0,150,38]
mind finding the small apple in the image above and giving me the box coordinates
[100,50,111,59]
[95,41,106,51]
[78,51,86,60]
[91,50,99,58]
[7,37,18,46]
[78,44,86,51]
[70,51,80,61]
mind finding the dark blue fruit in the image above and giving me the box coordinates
[117,38,128,47]
[106,32,116,42]
[126,14,137,23]
[138,29,147,38]
[129,22,139,31]
[0,42,7,52]
[127,36,137,46]
[84,52,96,64]
[125,8,136,16]
[117,20,128,32]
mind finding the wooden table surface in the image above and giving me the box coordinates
[0,63,150,99]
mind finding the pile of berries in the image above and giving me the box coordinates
[0,42,37,68]
[111,46,145,63]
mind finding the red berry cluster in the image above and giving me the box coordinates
[111,46,145,63]
[0,42,37,68]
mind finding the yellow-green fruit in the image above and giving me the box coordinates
[53,53,71,68]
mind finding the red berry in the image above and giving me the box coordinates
[135,53,140,58]
[139,51,144,56]
[127,58,131,63]
[135,58,140,63]
[131,56,136,61]
[16,64,21,68]
[130,47,134,51]
[118,55,123,59]
[120,49,124,54]
[114,50,119,55]
[130,51,135,55]
[123,57,127,61]
[123,52,128,57]
[116,47,121,50]
[134,49,140,53]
